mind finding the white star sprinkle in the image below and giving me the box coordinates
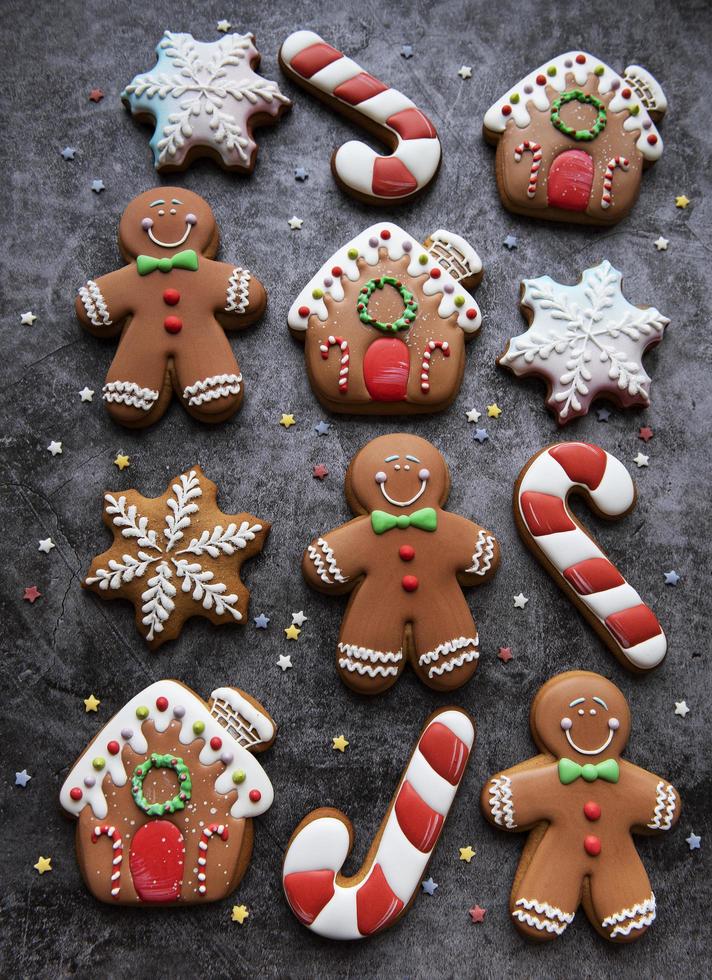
[216,19,232,32]
[47,441,63,456]
[654,236,669,251]
[20,311,37,326]
[513,593,529,609]
[288,216,303,230]
[291,611,308,627]
[38,538,55,554]
[466,408,482,423]
[277,654,293,671]
[633,452,649,468]
[458,65,472,79]
[79,386,95,402]
[674,700,690,718]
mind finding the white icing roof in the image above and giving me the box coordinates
[59,680,274,821]
[484,52,664,162]
[287,222,482,334]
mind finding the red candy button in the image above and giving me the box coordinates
[163,289,180,306]
[584,801,601,821]
[69,787,83,801]
[210,736,222,751]
[402,575,419,592]
[399,545,415,562]
[107,740,120,756]
[156,696,168,711]
[584,834,602,856]
[331,266,343,277]
[249,789,262,803]
[298,305,310,318]
[164,316,182,334]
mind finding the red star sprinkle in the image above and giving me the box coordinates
[313,464,329,480]
[498,646,513,662]
[23,586,42,603]
[638,426,654,443]
[88,88,104,102]
[469,905,486,923]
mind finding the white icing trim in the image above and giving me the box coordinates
[515,898,575,924]
[602,894,656,937]
[337,658,399,678]
[307,537,348,584]
[488,775,517,828]
[183,373,242,407]
[225,267,251,313]
[418,635,478,666]
[465,529,495,575]
[103,380,159,412]
[209,687,275,745]
[337,643,402,664]
[427,649,479,678]
[647,782,676,830]
[428,230,482,278]
[79,280,113,328]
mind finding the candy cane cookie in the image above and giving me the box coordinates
[283,707,473,939]
[279,31,441,205]
[514,442,666,672]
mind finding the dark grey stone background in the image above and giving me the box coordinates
[2,0,710,977]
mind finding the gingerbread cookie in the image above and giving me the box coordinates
[280,30,441,204]
[122,31,290,172]
[84,466,269,648]
[514,442,666,672]
[288,223,482,414]
[499,260,669,424]
[484,53,666,225]
[76,187,267,427]
[283,707,473,939]
[302,434,499,693]
[482,671,680,942]
[60,680,275,905]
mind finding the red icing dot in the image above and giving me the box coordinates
[331,266,343,277]
[69,787,83,801]
[536,74,547,86]
[249,789,262,803]
[107,740,120,756]
[429,267,442,279]
[164,316,182,334]
[584,801,602,821]
[621,87,632,99]
[466,308,478,320]
[575,54,586,64]
[156,696,169,712]
[210,736,222,751]
[647,133,658,145]
[402,575,419,593]
[298,305,310,318]
[584,834,602,856]
[380,229,391,240]
[163,289,180,306]
[501,104,512,116]
[399,545,415,562]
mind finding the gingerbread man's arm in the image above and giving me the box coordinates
[75,266,136,338]
[481,758,558,832]
[207,259,267,331]
[619,760,681,835]
[446,513,500,586]
[302,518,369,594]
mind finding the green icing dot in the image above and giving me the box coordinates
[136,706,149,720]
[454,295,465,308]
[510,93,520,104]
[547,66,557,76]
[347,248,359,259]
[418,254,428,265]
[193,720,205,735]
[312,288,324,299]
[629,104,640,116]
[232,769,246,784]
[594,65,605,76]
[92,757,106,771]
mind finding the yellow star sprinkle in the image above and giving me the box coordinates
[34,856,52,874]
[279,413,296,428]
[459,845,476,863]
[83,694,101,712]
[332,734,349,752]
[113,453,130,470]
[486,403,502,419]
[675,195,690,209]
[231,904,249,924]
[284,624,301,640]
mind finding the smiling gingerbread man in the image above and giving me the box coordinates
[302,433,500,693]
[482,671,680,943]
[76,187,266,427]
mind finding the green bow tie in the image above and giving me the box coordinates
[371,507,437,534]
[558,757,619,785]
[136,249,199,276]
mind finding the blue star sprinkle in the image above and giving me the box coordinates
[314,420,331,436]
[294,166,309,181]
[61,146,77,160]
[503,234,518,250]
[91,179,105,193]
[421,877,438,895]
[596,407,611,422]
[473,428,489,443]
[400,44,413,59]
[664,570,680,586]
[254,613,270,629]
[15,770,31,787]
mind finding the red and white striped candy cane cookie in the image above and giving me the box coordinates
[282,707,473,940]
[91,824,123,899]
[420,340,450,392]
[197,823,229,895]
[601,156,630,209]
[279,31,441,204]
[514,442,666,671]
[513,141,543,197]
[320,335,350,392]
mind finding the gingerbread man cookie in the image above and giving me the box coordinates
[302,434,499,694]
[76,187,266,427]
[482,671,680,943]
[484,52,667,225]
[60,680,275,906]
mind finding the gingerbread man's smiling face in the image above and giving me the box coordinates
[347,434,450,514]
[118,187,217,259]
[531,672,631,761]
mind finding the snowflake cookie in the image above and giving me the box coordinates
[84,467,270,648]
[499,261,669,424]
[122,31,291,172]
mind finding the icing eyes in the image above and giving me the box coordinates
[560,717,572,730]
[186,213,197,225]
[375,471,387,484]
[170,208,177,215]
[419,468,430,480]
[394,464,401,471]
[578,709,585,716]
[158,209,165,216]
[589,709,597,715]
[608,717,620,730]
[141,218,153,230]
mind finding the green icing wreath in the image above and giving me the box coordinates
[550,90,607,141]
[131,752,192,817]
[357,275,418,333]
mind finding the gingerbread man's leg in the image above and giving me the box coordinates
[103,322,171,426]
[585,850,656,943]
[173,322,243,423]
[510,830,582,940]
[336,590,406,695]
[410,587,480,691]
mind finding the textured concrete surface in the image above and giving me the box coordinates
[1,0,710,977]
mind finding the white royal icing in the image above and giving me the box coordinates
[79,280,113,328]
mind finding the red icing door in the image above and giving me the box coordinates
[547,150,594,211]
[363,337,410,401]
[129,820,185,903]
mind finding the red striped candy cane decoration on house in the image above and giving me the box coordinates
[197,824,229,895]
[513,141,542,198]
[280,31,441,203]
[282,708,473,940]
[420,340,450,392]
[320,335,350,392]
[91,824,123,899]
[514,442,666,671]
[601,156,630,209]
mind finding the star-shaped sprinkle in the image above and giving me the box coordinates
[294,166,309,181]
[498,646,513,663]
[675,195,690,209]
[459,845,476,863]
[686,832,701,850]
[654,236,669,251]
[84,694,101,712]
[291,611,308,627]
[15,770,31,787]
[23,586,41,603]
[313,463,329,480]
[314,420,331,436]
[633,452,649,468]
[38,538,55,554]
[280,413,296,428]
[47,440,63,456]
[596,407,611,422]
[231,904,249,924]
[217,19,232,32]
[79,386,95,402]
[469,905,486,923]
[284,624,301,641]
[473,428,489,443]
[34,856,52,874]
[20,311,37,326]
[503,234,518,250]
[91,179,105,194]
[114,453,130,470]
[466,408,481,423]
[254,613,270,629]
[421,877,438,895]
[88,88,104,102]
[458,66,472,79]
[288,216,303,230]
[332,734,349,752]
[513,593,528,609]
[487,403,502,419]
[638,426,654,442]
[277,654,293,671]
[664,570,680,586]
[674,700,690,718]
[400,44,413,59]
[61,146,77,160]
